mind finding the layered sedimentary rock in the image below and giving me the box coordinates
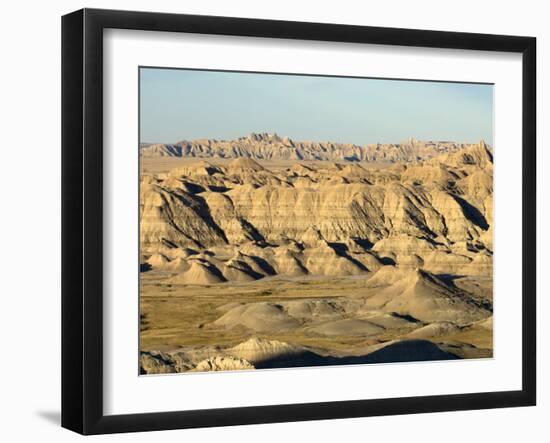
[140,136,494,374]
[141,134,475,163]
[140,140,493,281]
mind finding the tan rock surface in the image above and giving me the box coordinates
[140,135,494,373]
[141,133,476,163]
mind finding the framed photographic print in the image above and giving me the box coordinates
[61,8,536,435]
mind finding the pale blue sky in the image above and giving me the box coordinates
[140,68,493,145]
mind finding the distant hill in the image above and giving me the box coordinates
[140,133,487,163]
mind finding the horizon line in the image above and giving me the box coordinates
[139,132,491,148]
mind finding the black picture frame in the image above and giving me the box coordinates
[61,8,537,435]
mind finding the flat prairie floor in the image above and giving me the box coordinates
[140,272,492,359]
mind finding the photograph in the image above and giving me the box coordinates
[138,68,495,374]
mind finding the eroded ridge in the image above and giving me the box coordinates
[139,138,493,373]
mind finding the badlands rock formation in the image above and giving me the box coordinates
[139,136,494,373]
[140,133,472,163]
[140,140,493,275]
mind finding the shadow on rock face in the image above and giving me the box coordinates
[254,339,459,370]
